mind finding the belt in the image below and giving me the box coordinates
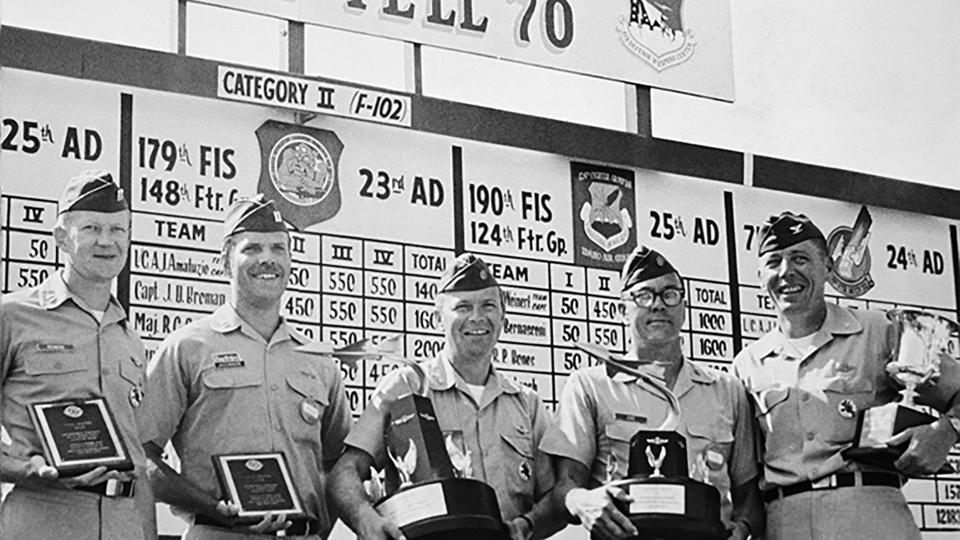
[763,471,902,503]
[194,515,321,537]
[75,478,136,498]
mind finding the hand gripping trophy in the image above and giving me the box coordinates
[577,342,726,540]
[844,309,960,471]
[369,357,508,540]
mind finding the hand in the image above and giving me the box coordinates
[205,500,241,526]
[20,456,128,489]
[565,485,637,540]
[244,512,291,534]
[887,419,957,476]
[507,516,532,540]
[356,512,406,540]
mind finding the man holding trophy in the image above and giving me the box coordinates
[0,171,155,539]
[138,195,352,538]
[542,246,762,540]
[734,211,960,540]
[329,253,561,540]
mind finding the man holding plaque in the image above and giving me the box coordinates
[138,195,352,539]
[542,246,762,540]
[0,171,155,539]
[733,211,960,540]
[329,253,561,540]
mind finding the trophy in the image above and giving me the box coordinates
[576,343,726,540]
[372,386,508,540]
[28,397,134,477]
[844,309,959,470]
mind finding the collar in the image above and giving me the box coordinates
[208,303,306,345]
[752,302,863,360]
[425,351,522,397]
[38,271,126,322]
[610,357,716,399]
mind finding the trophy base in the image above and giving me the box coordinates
[376,478,508,540]
[605,477,726,540]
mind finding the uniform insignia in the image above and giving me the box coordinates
[518,461,532,482]
[214,352,244,369]
[615,413,648,424]
[36,343,74,353]
[838,399,857,418]
[300,399,321,424]
[129,385,144,408]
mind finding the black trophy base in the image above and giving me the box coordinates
[605,477,726,540]
[843,403,955,473]
[376,478,508,540]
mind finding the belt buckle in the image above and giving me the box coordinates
[104,478,120,497]
[810,475,836,490]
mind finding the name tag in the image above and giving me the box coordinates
[615,412,648,424]
[214,352,244,369]
[36,343,74,353]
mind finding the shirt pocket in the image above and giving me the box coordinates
[686,420,734,491]
[499,424,536,506]
[286,375,330,445]
[24,349,87,376]
[601,421,640,479]
[821,377,874,443]
[751,386,790,463]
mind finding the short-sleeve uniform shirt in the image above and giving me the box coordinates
[138,303,352,537]
[345,354,554,522]
[733,303,960,490]
[0,271,148,540]
[540,359,757,526]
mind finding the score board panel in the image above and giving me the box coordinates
[1,67,958,533]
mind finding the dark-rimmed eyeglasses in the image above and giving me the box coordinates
[622,287,685,308]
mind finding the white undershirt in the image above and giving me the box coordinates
[465,383,485,403]
[786,332,817,358]
[89,309,105,323]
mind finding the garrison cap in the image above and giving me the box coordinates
[620,246,680,294]
[222,194,291,240]
[758,211,826,256]
[437,253,499,293]
[58,170,127,214]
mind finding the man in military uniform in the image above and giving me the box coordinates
[329,253,561,540]
[138,195,352,539]
[543,246,762,540]
[734,211,960,540]
[0,171,155,540]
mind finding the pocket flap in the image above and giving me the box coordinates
[286,375,329,406]
[686,421,734,443]
[500,431,534,458]
[201,367,262,389]
[24,351,86,375]
[604,421,639,443]
[822,377,874,394]
[752,386,790,416]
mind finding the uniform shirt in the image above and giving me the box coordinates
[138,303,351,537]
[0,271,148,539]
[345,353,554,522]
[540,359,757,527]
[733,303,960,490]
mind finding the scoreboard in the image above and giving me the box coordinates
[2,67,959,534]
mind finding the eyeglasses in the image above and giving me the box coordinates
[623,287,685,308]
